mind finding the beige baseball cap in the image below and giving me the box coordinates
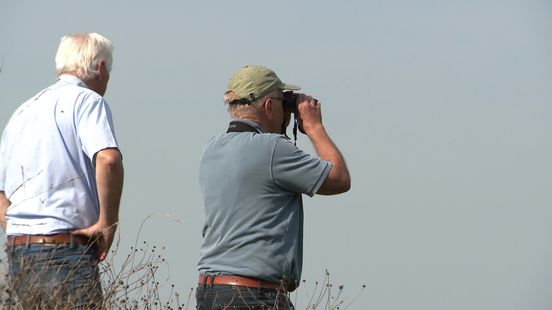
[226,65,300,102]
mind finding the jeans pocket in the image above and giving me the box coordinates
[7,243,102,308]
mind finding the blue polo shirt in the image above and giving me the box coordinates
[0,75,119,235]
[197,119,331,286]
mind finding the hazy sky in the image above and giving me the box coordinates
[1,1,551,309]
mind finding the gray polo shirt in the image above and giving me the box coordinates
[197,119,331,286]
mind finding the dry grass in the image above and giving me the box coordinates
[0,216,364,309]
[294,270,366,310]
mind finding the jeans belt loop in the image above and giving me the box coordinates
[25,235,31,248]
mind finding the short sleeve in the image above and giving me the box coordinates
[76,94,119,160]
[271,137,331,197]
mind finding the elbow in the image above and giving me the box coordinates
[335,174,351,194]
[342,176,351,193]
[328,162,351,194]
[318,173,351,195]
[95,148,123,169]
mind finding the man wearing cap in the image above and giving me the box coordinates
[196,65,351,309]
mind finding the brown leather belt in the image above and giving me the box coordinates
[6,233,90,246]
[199,275,289,291]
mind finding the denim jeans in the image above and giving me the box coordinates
[6,242,102,309]
[196,284,295,310]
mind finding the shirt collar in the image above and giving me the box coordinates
[231,119,266,133]
[58,74,88,89]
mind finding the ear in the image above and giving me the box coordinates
[97,61,107,80]
[263,98,273,119]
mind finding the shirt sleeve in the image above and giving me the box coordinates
[271,137,331,197]
[76,94,119,160]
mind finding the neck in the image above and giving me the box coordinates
[237,115,272,132]
[82,76,106,96]
[60,72,105,96]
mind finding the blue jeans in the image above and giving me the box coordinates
[196,284,295,310]
[6,243,102,309]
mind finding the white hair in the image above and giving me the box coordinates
[225,90,281,119]
[55,32,113,80]
[225,91,263,119]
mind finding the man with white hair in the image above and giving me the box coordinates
[0,32,124,308]
[196,65,351,309]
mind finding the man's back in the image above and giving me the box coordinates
[198,120,330,285]
[196,65,349,310]
[1,75,117,235]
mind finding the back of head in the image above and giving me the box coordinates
[55,32,113,80]
[225,65,300,119]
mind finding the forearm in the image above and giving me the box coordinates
[306,124,351,195]
[0,191,9,231]
[95,149,124,229]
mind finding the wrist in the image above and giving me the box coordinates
[98,218,119,228]
[304,123,325,136]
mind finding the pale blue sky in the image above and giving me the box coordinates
[1,1,552,309]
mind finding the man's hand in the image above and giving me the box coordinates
[296,93,323,135]
[73,221,117,262]
[82,147,124,262]
[0,191,10,231]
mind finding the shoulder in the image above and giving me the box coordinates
[250,133,293,155]
[207,132,286,145]
[202,132,287,159]
[69,84,105,103]
[271,134,298,153]
[55,76,106,104]
[70,86,110,115]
